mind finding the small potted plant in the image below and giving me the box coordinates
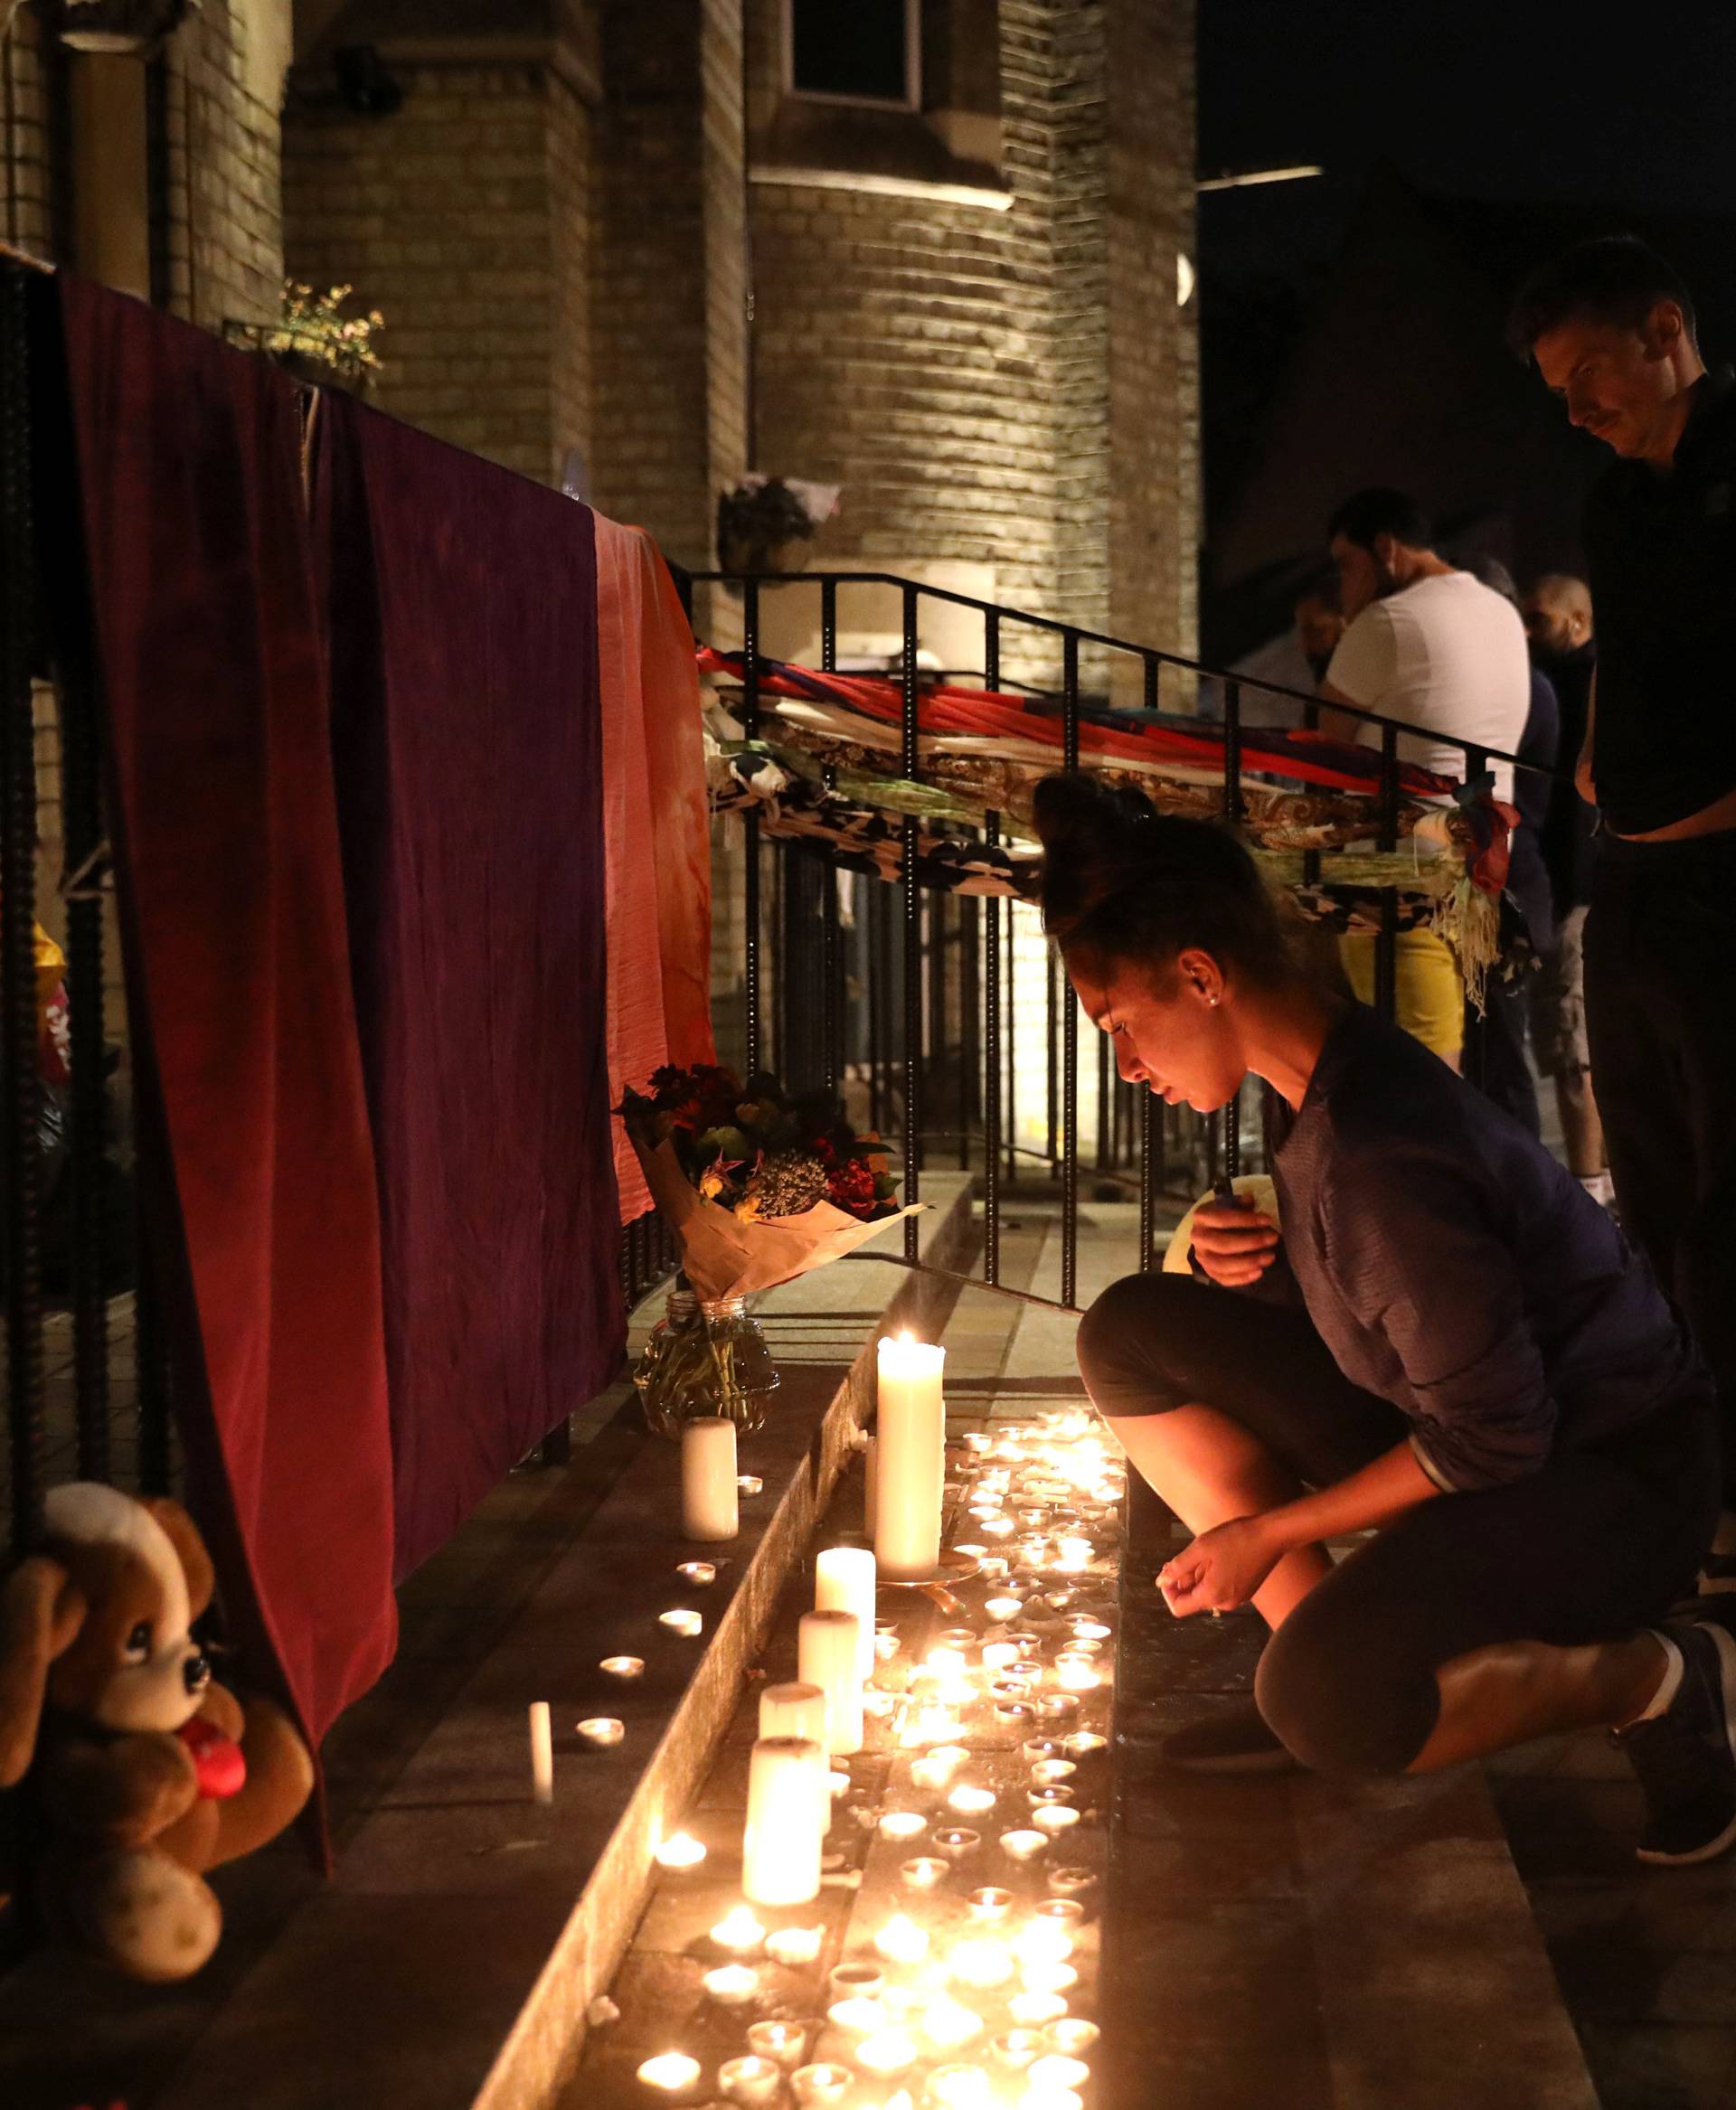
[228,281,384,393]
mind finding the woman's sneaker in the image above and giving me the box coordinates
[1161,1701,1297,1776]
[1616,1618,1736,1866]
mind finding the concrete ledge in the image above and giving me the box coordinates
[0,1182,975,2110]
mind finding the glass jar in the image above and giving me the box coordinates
[635,1288,778,1439]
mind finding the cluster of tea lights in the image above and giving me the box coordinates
[631,1374,1124,2107]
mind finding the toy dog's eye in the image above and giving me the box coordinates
[124,1620,151,1660]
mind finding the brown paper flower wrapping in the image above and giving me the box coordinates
[629,1132,922,1305]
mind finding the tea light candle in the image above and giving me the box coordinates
[991,2030,1044,2073]
[1023,1738,1067,1765]
[719,2053,782,2106]
[798,1608,864,1756]
[748,2020,807,2069]
[738,1474,764,1496]
[1033,1898,1086,1929]
[1046,2019,1100,2056]
[1070,1620,1111,1643]
[675,1560,718,1586]
[934,1827,981,1861]
[929,2066,993,2109]
[1037,1694,1081,1719]
[1033,1804,1081,1838]
[816,1545,878,1681]
[874,1333,946,1580]
[1017,2088,1081,2110]
[703,1963,760,2006]
[760,1680,829,1746]
[712,1905,767,1954]
[855,2029,918,2078]
[1000,1829,1048,1863]
[985,1596,1024,1625]
[873,1912,929,1964]
[922,1995,986,2050]
[1028,1785,1075,1811]
[879,1810,927,1842]
[790,2063,854,2105]
[947,1784,997,1818]
[577,1716,625,1748]
[637,2051,702,2094]
[827,1998,888,2039]
[528,1701,553,1804]
[829,1961,885,2000]
[1008,1991,1069,2028]
[766,1926,824,1966]
[681,1417,739,1540]
[660,1608,703,1639]
[1053,1660,1100,1693]
[743,1735,828,1907]
[948,1938,1016,1990]
[654,1832,706,1870]
[1031,1760,1076,1786]
[900,1855,948,1890]
[1045,1866,1099,1898]
[911,1744,969,1791]
[1020,1963,1079,1997]
[1062,1732,1108,1759]
[1028,2054,1090,2094]
[967,1885,1014,1920]
[600,1655,644,1680]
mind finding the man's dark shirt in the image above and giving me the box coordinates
[1535,640,1598,910]
[1260,1003,1707,1492]
[1510,665,1559,954]
[1582,363,1736,834]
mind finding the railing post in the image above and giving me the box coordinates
[1004,893,1017,1190]
[1139,1088,1158,1272]
[901,584,921,1265]
[1222,676,1243,824]
[1061,632,1080,1308]
[983,811,1002,1287]
[741,577,762,1074]
[1,266,44,1554]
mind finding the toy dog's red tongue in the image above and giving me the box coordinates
[176,1716,246,1800]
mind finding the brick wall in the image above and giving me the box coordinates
[1,11,61,259]
[284,61,587,485]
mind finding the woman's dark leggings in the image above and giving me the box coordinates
[1079,1274,1718,1775]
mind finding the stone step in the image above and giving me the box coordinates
[1104,1478,1599,2110]
[0,1178,976,2110]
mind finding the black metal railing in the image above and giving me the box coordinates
[689,568,1554,1323]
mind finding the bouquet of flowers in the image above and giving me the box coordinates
[618,1063,918,1304]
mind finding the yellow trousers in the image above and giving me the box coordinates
[1339,928,1463,1064]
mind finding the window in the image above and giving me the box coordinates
[785,0,920,109]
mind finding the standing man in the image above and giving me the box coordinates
[1317,489,1533,1072]
[1510,237,1736,1546]
[1521,572,1610,1203]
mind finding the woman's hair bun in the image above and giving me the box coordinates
[1032,774,1161,937]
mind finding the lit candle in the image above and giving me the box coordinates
[675,1560,718,1586]
[528,1701,553,1805]
[654,1832,706,1870]
[1033,1805,1081,1838]
[948,1785,997,1818]
[829,1961,885,2000]
[637,2051,702,2094]
[798,1608,864,1756]
[933,1827,981,1861]
[878,1811,927,1842]
[703,1963,760,2006]
[985,1596,1024,1625]
[1030,1760,1076,1787]
[760,1680,829,1746]
[1017,2089,1081,2110]
[873,1912,929,1965]
[682,1417,740,1540]
[900,1855,948,1890]
[766,1926,824,1965]
[929,2067,993,2109]
[600,1655,645,1680]
[816,1545,878,1682]
[1028,2054,1090,2094]
[921,1995,986,2049]
[719,2053,782,2106]
[1062,1732,1108,1759]
[742,1735,828,1907]
[967,1886,1014,1921]
[874,1333,946,1580]
[790,2064,854,2106]
[828,1997,890,2038]
[1021,1962,1078,1998]
[855,2030,918,2078]
[659,1608,703,1639]
[577,1716,625,1748]
[712,1905,767,1954]
[1044,1866,1099,1898]
[738,1474,764,1495]
[1000,1829,1048,1863]
[991,2030,1044,2073]
[1033,1898,1086,1929]
[1046,2019,1100,2055]
[948,1938,1016,1990]
[1008,1991,1069,2027]
[748,2020,807,2069]
[910,1744,968,1791]
[1053,1660,1100,1694]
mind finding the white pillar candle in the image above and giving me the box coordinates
[528,1700,553,1804]
[760,1680,828,1746]
[741,1734,828,1907]
[874,1333,946,1580]
[682,1417,739,1540]
[798,1607,864,1756]
[815,1546,877,1681]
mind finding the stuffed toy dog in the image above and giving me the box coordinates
[0,1483,315,1982]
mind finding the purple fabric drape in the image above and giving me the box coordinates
[55,275,399,1758]
[313,395,624,1577]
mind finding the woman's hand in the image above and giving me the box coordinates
[1157,1515,1285,1617]
[1189,1198,1280,1287]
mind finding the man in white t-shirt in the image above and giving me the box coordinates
[1316,488,1532,1070]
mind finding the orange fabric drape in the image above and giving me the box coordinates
[594,518,715,1220]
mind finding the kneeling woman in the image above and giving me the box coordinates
[1036,774,1731,1864]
